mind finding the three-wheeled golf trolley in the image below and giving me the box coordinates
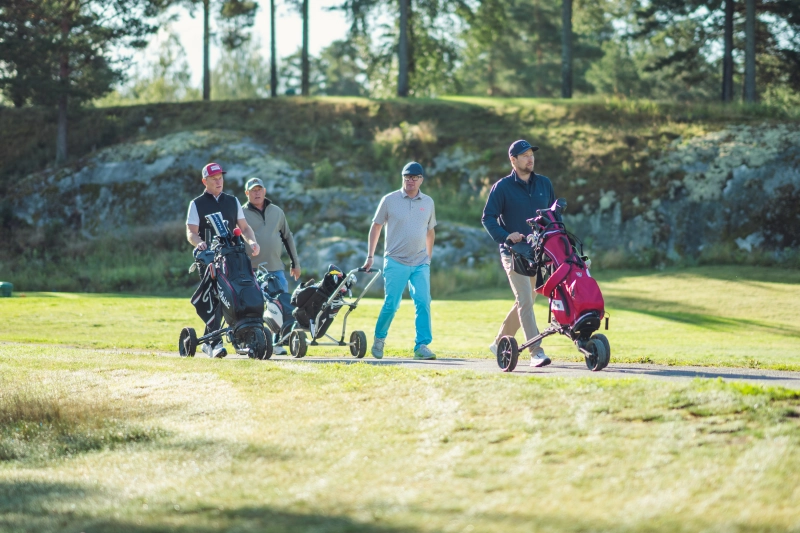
[275,265,381,359]
[178,212,272,360]
[497,199,611,372]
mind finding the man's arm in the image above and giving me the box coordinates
[426,228,435,262]
[279,215,302,281]
[236,218,260,257]
[481,184,516,243]
[186,224,206,250]
[361,222,383,271]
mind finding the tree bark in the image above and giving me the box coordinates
[56,11,71,165]
[744,0,757,102]
[721,0,734,102]
[561,0,572,99]
[301,0,309,96]
[203,0,210,100]
[397,0,409,97]
[270,0,277,97]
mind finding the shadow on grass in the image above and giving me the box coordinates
[601,364,800,386]
[605,295,800,338]
[0,480,416,533]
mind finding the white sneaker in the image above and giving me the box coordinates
[372,337,385,359]
[530,348,551,367]
[212,342,227,358]
[201,343,214,358]
[489,343,498,356]
[273,345,287,355]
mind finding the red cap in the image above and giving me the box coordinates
[202,162,226,179]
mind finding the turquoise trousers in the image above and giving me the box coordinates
[375,257,432,349]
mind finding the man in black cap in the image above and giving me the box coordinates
[481,140,556,367]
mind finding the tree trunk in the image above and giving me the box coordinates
[270,0,277,97]
[721,0,734,102]
[203,0,210,100]
[561,0,572,99]
[301,0,309,96]
[744,0,757,102]
[56,13,71,165]
[397,0,409,97]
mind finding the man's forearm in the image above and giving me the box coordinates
[426,229,435,259]
[367,224,382,256]
[241,226,257,246]
[187,226,203,247]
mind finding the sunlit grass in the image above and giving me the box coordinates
[0,344,798,532]
[1,266,798,369]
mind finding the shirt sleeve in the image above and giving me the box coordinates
[236,198,245,220]
[428,201,437,230]
[481,184,509,244]
[372,196,389,225]
[186,201,199,226]
[279,211,301,269]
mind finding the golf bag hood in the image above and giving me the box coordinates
[291,264,353,337]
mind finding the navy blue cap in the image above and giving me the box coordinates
[402,161,424,177]
[508,140,539,157]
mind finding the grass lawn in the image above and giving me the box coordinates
[1,267,799,532]
[1,344,799,532]
[1,266,798,370]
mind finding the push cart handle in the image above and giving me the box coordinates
[357,267,374,273]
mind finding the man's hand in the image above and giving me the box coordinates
[507,232,524,243]
[361,256,374,271]
[249,242,260,257]
[196,241,208,251]
[290,267,301,281]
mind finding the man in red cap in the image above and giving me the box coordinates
[186,162,260,357]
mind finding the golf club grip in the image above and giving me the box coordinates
[357,267,373,273]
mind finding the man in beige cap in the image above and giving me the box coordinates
[242,177,300,354]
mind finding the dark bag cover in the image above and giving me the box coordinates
[215,243,265,328]
[290,265,347,336]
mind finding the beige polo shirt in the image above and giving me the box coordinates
[243,201,300,271]
[373,189,436,266]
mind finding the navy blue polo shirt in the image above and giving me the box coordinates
[481,170,556,256]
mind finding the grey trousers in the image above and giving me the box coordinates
[495,254,542,352]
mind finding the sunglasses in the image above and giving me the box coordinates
[403,175,423,182]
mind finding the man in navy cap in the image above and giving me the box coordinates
[481,140,556,367]
[362,161,437,360]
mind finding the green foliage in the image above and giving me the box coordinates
[0,0,164,108]
[312,158,335,187]
[211,38,271,100]
[95,31,201,106]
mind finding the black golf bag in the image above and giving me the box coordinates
[290,265,353,339]
[189,213,269,359]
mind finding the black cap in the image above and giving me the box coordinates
[508,140,539,157]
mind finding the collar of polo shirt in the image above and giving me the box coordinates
[401,189,423,199]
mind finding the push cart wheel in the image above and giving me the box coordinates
[591,333,610,370]
[350,330,367,358]
[289,330,308,359]
[260,327,273,360]
[584,336,609,372]
[178,327,197,357]
[497,336,519,372]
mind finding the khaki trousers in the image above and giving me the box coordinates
[495,254,541,351]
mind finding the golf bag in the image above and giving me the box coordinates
[510,199,605,339]
[190,213,267,356]
[290,265,353,338]
[259,273,296,341]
